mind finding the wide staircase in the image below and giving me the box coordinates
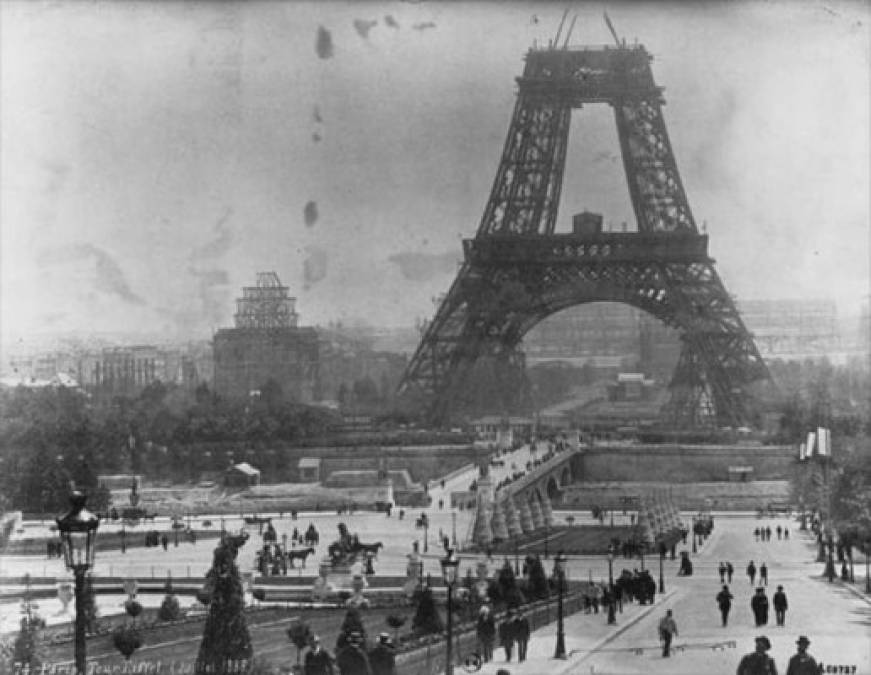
[560,480,791,511]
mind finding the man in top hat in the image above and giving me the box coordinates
[785,636,818,675]
[368,633,396,675]
[737,636,778,675]
[336,631,372,675]
[304,635,334,675]
[751,587,770,627]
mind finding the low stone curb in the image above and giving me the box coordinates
[557,589,680,673]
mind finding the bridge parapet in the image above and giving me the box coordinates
[497,447,580,499]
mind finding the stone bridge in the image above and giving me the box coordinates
[468,447,583,548]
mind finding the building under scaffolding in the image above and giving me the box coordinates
[213,272,319,402]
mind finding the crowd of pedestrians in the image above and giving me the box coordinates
[302,631,397,675]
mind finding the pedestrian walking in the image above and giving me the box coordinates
[476,606,496,663]
[719,561,727,583]
[336,632,372,675]
[776,525,782,540]
[716,585,734,627]
[368,634,396,675]
[773,586,788,626]
[754,527,760,542]
[760,562,768,586]
[784,528,789,540]
[765,526,773,541]
[747,560,757,585]
[657,609,678,658]
[785,636,818,675]
[727,561,735,583]
[512,609,530,662]
[161,533,169,551]
[304,636,335,675]
[737,636,778,675]
[751,587,770,627]
[498,610,515,662]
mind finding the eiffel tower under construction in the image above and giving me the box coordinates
[399,17,773,430]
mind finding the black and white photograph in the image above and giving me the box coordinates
[1,2,868,674]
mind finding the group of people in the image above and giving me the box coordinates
[715,584,789,627]
[303,632,396,675]
[754,524,789,542]
[737,635,819,675]
[614,568,657,605]
[475,605,531,664]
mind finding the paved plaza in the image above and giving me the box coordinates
[476,515,871,675]
[2,500,869,673]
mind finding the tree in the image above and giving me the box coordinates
[385,614,406,645]
[524,555,549,600]
[287,620,313,668]
[496,560,525,609]
[195,537,253,673]
[11,575,45,671]
[336,607,367,651]
[411,586,444,636]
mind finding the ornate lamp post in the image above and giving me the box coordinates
[56,491,100,675]
[440,549,460,675]
[423,515,429,553]
[606,546,616,625]
[865,540,870,594]
[658,541,666,594]
[692,516,698,554]
[553,552,567,659]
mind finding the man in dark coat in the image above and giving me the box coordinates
[498,611,515,662]
[512,609,531,662]
[368,634,396,675]
[785,636,818,675]
[476,606,496,663]
[747,560,757,585]
[305,636,335,675]
[751,587,769,627]
[773,586,788,626]
[727,561,735,583]
[336,632,372,675]
[719,562,727,583]
[760,562,768,586]
[716,585,734,627]
[737,636,778,675]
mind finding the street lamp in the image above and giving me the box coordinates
[56,491,100,675]
[692,516,698,554]
[440,549,460,675]
[553,552,567,659]
[865,540,870,594]
[606,546,616,625]
[658,541,666,594]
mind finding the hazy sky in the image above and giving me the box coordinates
[1,0,868,347]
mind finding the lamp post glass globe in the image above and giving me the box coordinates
[440,550,460,586]
[56,491,100,571]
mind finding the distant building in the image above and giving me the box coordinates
[213,272,319,402]
[224,462,261,487]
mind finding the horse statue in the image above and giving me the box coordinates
[327,523,358,566]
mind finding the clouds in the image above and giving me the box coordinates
[37,243,145,305]
[388,250,459,282]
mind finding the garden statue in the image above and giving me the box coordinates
[312,562,331,602]
[327,523,359,566]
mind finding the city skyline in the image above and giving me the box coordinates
[2,1,868,350]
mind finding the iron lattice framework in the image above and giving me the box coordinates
[399,44,771,428]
